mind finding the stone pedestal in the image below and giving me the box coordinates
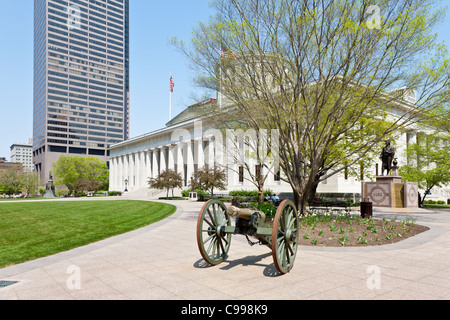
[43,178,57,198]
[362,175,418,209]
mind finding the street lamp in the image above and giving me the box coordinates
[124,179,128,192]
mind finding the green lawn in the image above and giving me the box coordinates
[423,204,450,209]
[0,200,177,269]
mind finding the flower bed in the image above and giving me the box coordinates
[299,210,429,247]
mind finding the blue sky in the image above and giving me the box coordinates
[0,0,214,159]
[0,0,449,159]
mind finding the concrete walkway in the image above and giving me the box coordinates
[1,194,450,300]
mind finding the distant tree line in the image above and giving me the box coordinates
[0,156,109,198]
[0,171,39,197]
[148,165,227,199]
[52,156,109,196]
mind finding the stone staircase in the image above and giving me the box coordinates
[120,188,185,200]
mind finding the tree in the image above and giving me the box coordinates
[21,173,39,197]
[174,0,450,213]
[73,179,103,194]
[52,156,109,195]
[225,126,275,202]
[190,165,227,197]
[148,169,184,198]
[399,133,450,206]
[0,170,23,195]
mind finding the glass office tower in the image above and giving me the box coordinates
[33,0,130,184]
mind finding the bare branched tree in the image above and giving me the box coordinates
[173,0,450,213]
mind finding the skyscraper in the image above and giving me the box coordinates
[33,0,130,184]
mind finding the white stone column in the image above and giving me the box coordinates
[124,154,130,189]
[139,151,145,188]
[225,133,235,187]
[114,157,119,190]
[130,153,135,189]
[406,131,417,166]
[176,143,183,175]
[152,149,159,177]
[118,156,123,191]
[140,151,145,188]
[186,141,195,186]
[109,157,116,191]
[134,152,140,188]
[195,139,205,169]
[396,132,408,169]
[204,140,213,167]
[168,145,175,171]
[160,148,167,173]
[146,150,151,181]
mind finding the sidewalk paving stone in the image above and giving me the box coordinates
[1,194,449,300]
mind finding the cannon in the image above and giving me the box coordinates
[196,199,300,274]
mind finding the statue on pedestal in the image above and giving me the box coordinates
[380,141,396,176]
[43,172,57,198]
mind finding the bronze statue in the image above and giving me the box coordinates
[380,141,395,176]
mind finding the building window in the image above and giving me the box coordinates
[274,169,281,181]
[238,166,244,183]
[255,165,261,182]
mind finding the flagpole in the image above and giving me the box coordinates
[169,74,172,121]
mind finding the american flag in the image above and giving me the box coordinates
[170,75,175,93]
[220,46,237,60]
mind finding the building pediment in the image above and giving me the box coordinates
[166,98,217,127]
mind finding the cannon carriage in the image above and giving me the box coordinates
[196,199,300,274]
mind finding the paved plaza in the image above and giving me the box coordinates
[1,193,450,300]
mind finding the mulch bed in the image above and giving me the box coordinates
[298,217,430,247]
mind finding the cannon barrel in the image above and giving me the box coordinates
[227,206,266,221]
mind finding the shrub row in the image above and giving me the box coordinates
[423,200,447,205]
[181,189,210,197]
[229,189,274,197]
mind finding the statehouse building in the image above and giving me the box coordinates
[109,92,450,203]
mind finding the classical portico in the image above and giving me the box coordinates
[108,99,288,195]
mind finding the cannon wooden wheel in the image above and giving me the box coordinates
[196,199,232,266]
[272,200,300,274]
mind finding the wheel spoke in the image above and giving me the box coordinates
[286,241,294,256]
[284,244,290,265]
[220,234,229,246]
[207,208,216,226]
[213,204,218,225]
[218,236,226,254]
[286,210,294,230]
[202,217,214,229]
[211,236,218,254]
[203,233,215,245]
[206,236,216,256]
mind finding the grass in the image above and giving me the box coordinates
[0,196,47,201]
[0,200,176,268]
[423,204,450,209]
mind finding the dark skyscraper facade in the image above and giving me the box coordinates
[33,0,130,183]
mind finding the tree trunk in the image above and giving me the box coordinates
[258,185,264,203]
[292,178,321,216]
[292,190,307,216]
